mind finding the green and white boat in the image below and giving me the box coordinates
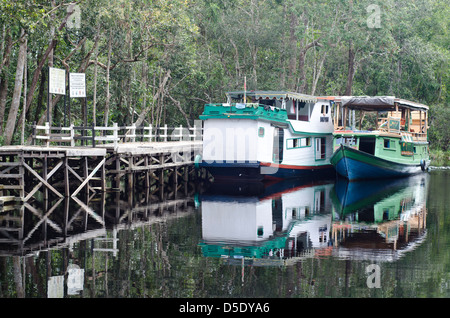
[330,96,430,181]
[199,91,335,181]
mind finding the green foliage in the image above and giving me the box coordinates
[429,104,450,152]
[0,0,448,150]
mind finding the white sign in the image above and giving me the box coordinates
[67,264,84,295]
[49,67,66,95]
[47,275,64,298]
[69,73,86,98]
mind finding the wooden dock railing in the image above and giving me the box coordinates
[32,122,203,149]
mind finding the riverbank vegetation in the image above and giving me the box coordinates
[0,0,448,153]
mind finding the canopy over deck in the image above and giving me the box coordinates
[335,96,429,112]
[226,90,318,103]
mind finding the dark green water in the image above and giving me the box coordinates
[0,170,448,299]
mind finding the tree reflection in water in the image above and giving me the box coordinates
[0,171,449,298]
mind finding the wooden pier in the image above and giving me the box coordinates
[0,122,204,204]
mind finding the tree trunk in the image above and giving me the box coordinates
[297,45,307,93]
[134,69,171,127]
[4,32,27,145]
[141,35,149,126]
[230,39,241,87]
[34,70,47,124]
[344,40,355,96]
[47,0,56,125]
[0,30,12,135]
[92,31,99,126]
[288,12,298,91]
[311,52,327,96]
[104,32,112,126]
[167,94,191,128]
[0,75,8,135]
[25,7,75,118]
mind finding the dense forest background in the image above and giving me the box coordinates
[0,0,448,155]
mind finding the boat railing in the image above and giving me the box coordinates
[378,117,401,133]
[32,122,203,148]
[206,102,260,108]
[410,131,428,142]
[377,117,427,141]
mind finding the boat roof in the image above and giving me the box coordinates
[226,90,318,103]
[333,96,429,111]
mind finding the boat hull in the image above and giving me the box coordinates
[330,145,426,181]
[200,161,334,181]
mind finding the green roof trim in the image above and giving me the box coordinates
[199,103,288,123]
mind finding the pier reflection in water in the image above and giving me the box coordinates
[0,178,200,298]
[1,170,448,298]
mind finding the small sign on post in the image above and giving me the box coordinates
[48,67,66,124]
[69,72,88,143]
[69,73,86,98]
[49,67,66,95]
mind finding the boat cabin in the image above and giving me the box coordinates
[332,96,429,155]
[199,91,335,180]
[226,90,320,122]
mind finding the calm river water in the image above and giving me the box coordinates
[0,169,449,300]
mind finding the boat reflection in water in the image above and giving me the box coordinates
[330,174,429,262]
[199,178,335,266]
[199,173,429,265]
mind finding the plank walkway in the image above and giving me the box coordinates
[0,126,203,204]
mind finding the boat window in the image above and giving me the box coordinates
[287,137,311,149]
[273,128,284,163]
[258,127,265,137]
[321,104,329,115]
[335,137,356,147]
[304,137,311,147]
[384,139,390,148]
[287,100,296,119]
[359,137,376,155]
[257,226,264,237]
[297,102,313,121]
[315,137,326,160]
[258,99,275,107]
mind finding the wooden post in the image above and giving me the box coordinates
[70,124,75,147]
[173,167,178,198]
[64,156,69,197]
[43,155,48,201]
[159,154,164,200]
[343,106,347,129]
[163,124,168,142]
[424,111,427,136]
[84,156,89,198]
[115,156,121,190]
[148,124,156,142]
[101,156,106,193]
[45,122,50,147]
[127,156,134,195]
[130,123,136,143]
[359,111,364,130]
[144,155,150,188]
[419,110,422,131]
[177,125,183,141]
[334,103,339,130]
[113,122,118,151]
[19,154,24,199]
[64,197,69,236]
